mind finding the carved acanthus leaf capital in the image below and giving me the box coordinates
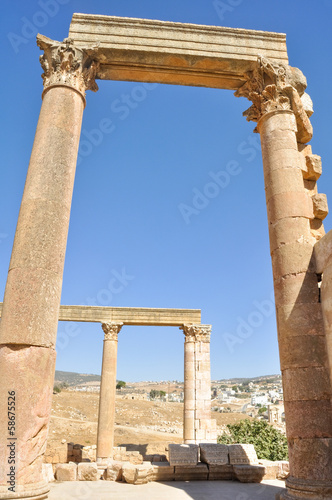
[180,324,211,343]
[234,56,313,141]
[37,34,99,97]
[101,322,123,341]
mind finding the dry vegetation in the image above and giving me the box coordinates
[48,390,252,457]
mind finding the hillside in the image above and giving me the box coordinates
[54,370,101,387]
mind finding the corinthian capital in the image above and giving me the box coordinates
[181,324,211,343]
[37,34,99,97]
[101,322,123,341]
[235,56,312,142]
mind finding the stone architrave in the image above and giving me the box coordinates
[180,324,216,444]
[0,36,98,500]
[96,322,123,462]
[235,56,332,500]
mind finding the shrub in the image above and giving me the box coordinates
[218,419,288,461]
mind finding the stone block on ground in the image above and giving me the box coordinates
[55,462,77,481]
[259,460,280,480]
[105,461,123,481]
[168,444,199,466]
[208,464,233,480]
[42,464,55,483]
[175,463,208,481]
[77,462,99,481]
[228,444,258,465]
[200,443,229,465]
[277,461,290,479]
[233,465,266,483]
[151,462,175,481]
[122,461,153,485]
[82,445,97,462]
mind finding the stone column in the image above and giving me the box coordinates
[235,56,332,499]
[0,36,98,499]
[96,322,123,463]
[181,324,216,444]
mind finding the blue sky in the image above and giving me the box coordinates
[1,0,332,381]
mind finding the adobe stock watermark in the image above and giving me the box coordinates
[56,267,134,351]
[77,82,158,166]
[213,0,244,22]
[178,133,261,224]
[7,0,71,54]
[223,291,275,354]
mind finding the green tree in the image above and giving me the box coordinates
[258,406,268,415]
[232,385,238,392]
[53,385,61,393]
[218,419,288,461]
[159,391,166,398]
[149,389,159,400]
[116,380,126,390]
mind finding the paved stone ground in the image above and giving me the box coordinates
[49,479,285,499]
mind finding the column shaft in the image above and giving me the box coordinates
[258,109,332,500]
[96,323,122,462]
[182,324,216,444]
[0,85,84,500]
[183,340,195,443]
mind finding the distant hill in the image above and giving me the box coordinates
[213,374,281,384]
[54,370,101,387]
[55,370,281,387]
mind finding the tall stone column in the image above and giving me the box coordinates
[235,57,332,500]
[96,322,123,463]
[0,36,98,499]
[181,324,216,444]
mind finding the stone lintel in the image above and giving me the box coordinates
[68,13,288,90]
[0,303,201,326]
[314,229,332,273]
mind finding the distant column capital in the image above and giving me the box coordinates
[101,322,123,341]
[180,324,211,343]
[234,56,312,143]
[37,34,99,100]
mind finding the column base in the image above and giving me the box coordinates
[0,480,49,500]
[276,476,332,500]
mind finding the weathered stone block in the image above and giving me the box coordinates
[277,461,290,479]
[77,462,99,481]
[276,303,324,338]
[271,242,315,277]
[267,192,313,225]
[55,462,77,481]
[228,444,258,465]
[233,465,266,483]
[42,464,55,483]
[284,400,332,439]
[122,462,153,485]
[288,437,332,481]
[304,154,322,181]
[259,460,280,480]
[200,443,229,465]
[268,216,311,253]
[278,335,328,371]
[175,463,208,481]
[208,464,233,480]
[105,461,123,481]
[82,445,96,462]
[312,193,328,220]
[273,272,319,307]
[151,462,175,481]
[168,444,199,465]
[282,367,331,402]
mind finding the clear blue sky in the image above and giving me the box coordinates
[1,0,332,381]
